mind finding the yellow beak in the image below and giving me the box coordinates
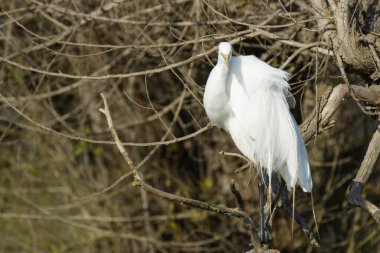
[221,53,229,66]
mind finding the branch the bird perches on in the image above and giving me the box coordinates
[100,93,265,252]
[99,82,349,251]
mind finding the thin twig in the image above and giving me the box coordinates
[230,180,244,210]
[0,92,214,147]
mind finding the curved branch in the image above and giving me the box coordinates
[347,121,380,223]
[99,93,272,252]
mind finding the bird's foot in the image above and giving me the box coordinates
[255,224,272,244]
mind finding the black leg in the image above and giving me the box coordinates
[264,178,285,227]
[256,172,320,247]
[258,173,267,243]
[279,180,320,247]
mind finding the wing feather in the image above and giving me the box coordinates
[226,55,311,191]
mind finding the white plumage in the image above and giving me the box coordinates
[204,42,312,192]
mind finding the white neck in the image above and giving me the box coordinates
[203,62,231,128]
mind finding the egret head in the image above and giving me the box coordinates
[218,42,232,67]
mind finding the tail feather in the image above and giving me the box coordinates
[272,83,312,192]
[295,124,312,192]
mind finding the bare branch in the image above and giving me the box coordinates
[99,93,268,252]
[300,84,348,143]
[351,85,380,105]
[279,188,321,247]
[347,120,380,223]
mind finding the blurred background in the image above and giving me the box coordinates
[0,0,379,252]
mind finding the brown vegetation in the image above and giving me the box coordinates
[0,0,379,252]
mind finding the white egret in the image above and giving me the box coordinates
[204,42,312,193]
[204,42,313,242]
